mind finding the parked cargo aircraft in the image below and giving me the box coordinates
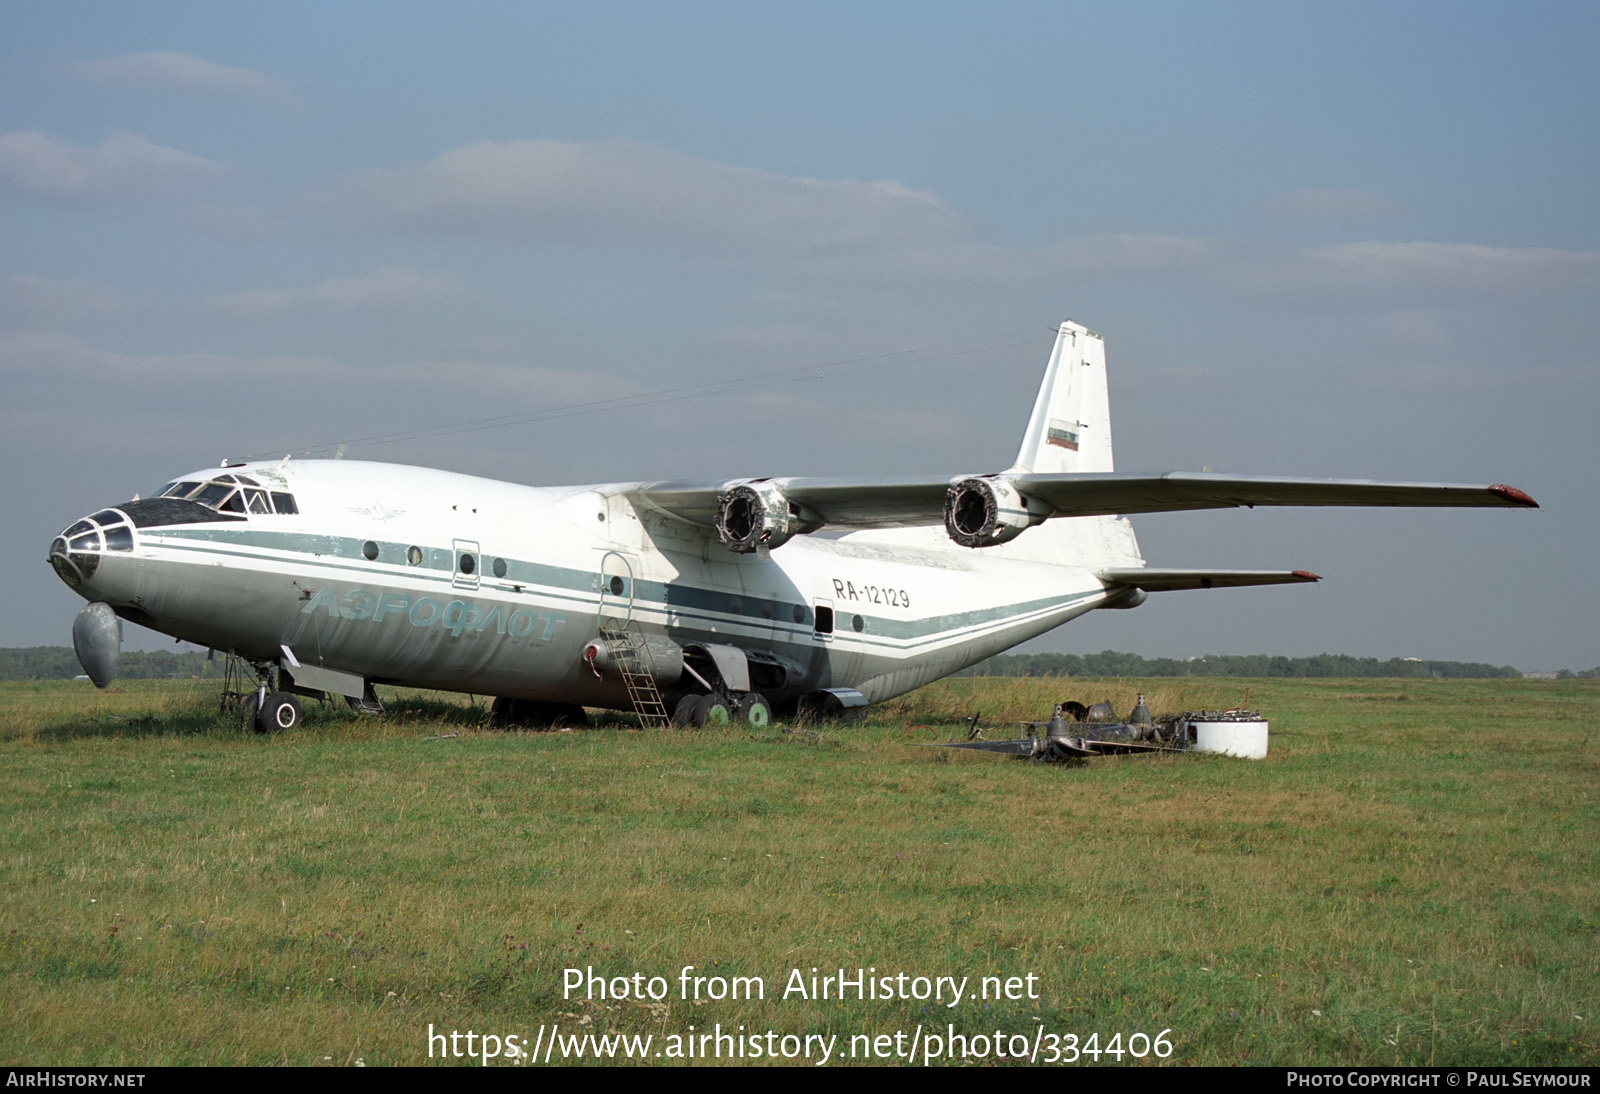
[49,320,1537,731]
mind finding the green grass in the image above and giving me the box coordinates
[0,676,1595,1066]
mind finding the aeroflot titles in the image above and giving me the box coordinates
[299,586,567,642]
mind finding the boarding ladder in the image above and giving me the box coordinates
[599,625,672,729]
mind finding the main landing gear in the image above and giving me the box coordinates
[672,691,772,728]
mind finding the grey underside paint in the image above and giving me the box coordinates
[89,529,1107,710]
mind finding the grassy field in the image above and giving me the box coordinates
[0,675,1594,1067]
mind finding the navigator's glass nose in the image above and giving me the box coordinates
[48,509,136,590]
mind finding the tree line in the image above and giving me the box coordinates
[0,647,221,681]
[959,650,1528,678]
[3,645,1591,682]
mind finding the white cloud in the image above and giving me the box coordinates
[0,331,648,462]
[67,52,298,106]
[207,269,462,317]
[1300,241,1600,293]
[0,275,135,325]
[325,138,962,252]
[0,130,223,200]
[1269,188,1404,220]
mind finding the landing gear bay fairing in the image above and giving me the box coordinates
[49,321,1537,731]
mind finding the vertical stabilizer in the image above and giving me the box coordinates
[1010,321,1113,475]
[992,320,1140,568]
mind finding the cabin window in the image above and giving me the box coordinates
[407,546,423,566]
[362,541,379,561]
[270,492,298,515]
[104,526,133,552]
[492,557,507,578]
[608,575,625,596]
[792,605,807,624]
[814,605,834,635]
[219,491,246,513]
[852,614,864,633]
[458,552,476,575]
[245,489,270,514]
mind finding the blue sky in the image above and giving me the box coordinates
[4,2,1595,668]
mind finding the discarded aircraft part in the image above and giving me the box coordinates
[1086,700,1116,722]
[1060,700,1089,720]
[71,601,121,688]
[583,633,685,686]
[716,481,800,553]
[1130,692,1152,725]
[943,476,1047,548]
[1186,710,1269,759]
[251,691,301,733]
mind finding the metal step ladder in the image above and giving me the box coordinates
[599,625,671,729]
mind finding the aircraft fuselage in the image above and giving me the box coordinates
[49,458,1111,712]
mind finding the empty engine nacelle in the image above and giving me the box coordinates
[716,481,803,553]
[944,476,1048,548]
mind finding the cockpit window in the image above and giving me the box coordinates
[149,475,299,516]
[194,483,232,508]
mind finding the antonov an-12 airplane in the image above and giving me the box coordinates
[49,320,1537,732]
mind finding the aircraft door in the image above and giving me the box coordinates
[811,595,835,643]
[597,551,638,630]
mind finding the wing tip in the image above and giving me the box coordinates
[1291,570,1322,582]
[1489,484,1539,508]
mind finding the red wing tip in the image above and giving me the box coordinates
[1489,484,1539,508]
[1292,570,1322,582]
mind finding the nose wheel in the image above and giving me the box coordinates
[250,691,302,733]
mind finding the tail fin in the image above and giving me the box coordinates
[993,320,1141,568]
[1009,321,1113,475]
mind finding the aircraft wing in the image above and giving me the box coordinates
[630,473,1538,532]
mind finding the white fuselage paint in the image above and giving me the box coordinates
[63,458,1123,710]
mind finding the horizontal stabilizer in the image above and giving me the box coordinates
[1097,568,1321,592]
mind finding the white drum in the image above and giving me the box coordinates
[1190,718,1269,759]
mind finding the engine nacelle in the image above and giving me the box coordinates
[715,481,802,553]
[944,476,1048,548]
